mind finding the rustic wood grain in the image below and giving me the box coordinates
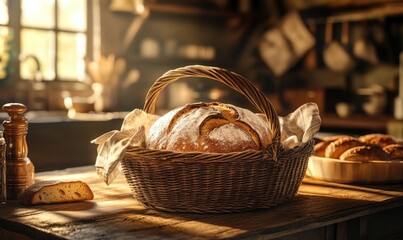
[0,166,402,240]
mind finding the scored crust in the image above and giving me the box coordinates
[146,102,272,153]
[322,135,351,142]
[324,136,364,159]
[315,133,402,161]
[19,180,94,205]
[339,145,390,162]
[314,135,351,157]
[358,134,397,148]
[383,144,403,160]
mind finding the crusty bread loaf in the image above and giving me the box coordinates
[339,145,390,162]
[358,133,397,148]
[314,135,350,157]
[383,144,403,160]
[146,102,272,153]
[19,180,94,205]
[324,136,364,159]
[314,141,331,157]
[315,133,402,161]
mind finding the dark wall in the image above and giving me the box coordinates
[99,0,268,112]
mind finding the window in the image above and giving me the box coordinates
[21,0,88,81]
[0,0,9,80]
[2,0,92,82]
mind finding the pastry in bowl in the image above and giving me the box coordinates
[358,133,397,148]
[314,141,330,157]
[324,136,364,159]
[383,144,403,160]
[146,102,272,153]
[339,145,390,162]
[314,135,352,157]
[313,133,402,161]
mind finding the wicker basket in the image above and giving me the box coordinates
[121,65,314,213]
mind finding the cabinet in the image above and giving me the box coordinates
[109,1,258,111]
[287,1,403,133]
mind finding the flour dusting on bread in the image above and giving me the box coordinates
[146,102,272,153]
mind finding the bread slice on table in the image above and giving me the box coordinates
[19,180,94,205]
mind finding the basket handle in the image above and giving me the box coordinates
[143,65,281,159]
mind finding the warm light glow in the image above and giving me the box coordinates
[0,0,8,24]
[133,0,145,14]
[21,0,55,28]
[63,96,73,109]
[57,0,87,31]
[209,88,224,100]
[67,108,77,119]
[63,95,77,118]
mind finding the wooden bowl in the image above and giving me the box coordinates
[307,156,403,184]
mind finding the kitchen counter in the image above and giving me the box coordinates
[1,111,127,172]
[320,114,395,133]
[0,166,402,240]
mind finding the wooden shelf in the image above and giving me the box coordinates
[306,1,403,24]
[147,2,242,18]
[329,3,403,22]
[321,113,394,131]
[126,55,227,68]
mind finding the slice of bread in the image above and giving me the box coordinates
[19,180,94,205]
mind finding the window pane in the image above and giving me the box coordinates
[21,0,55,28]
[21,29,55,80]
[58,32,86,80]
[0,27,9,79]
[0,0,8,25]
[58,0,87,31]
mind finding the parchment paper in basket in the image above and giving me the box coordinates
[280,102,321,148]
[91,109,159,185]
[258,102,321,148]
[92,103,320,185]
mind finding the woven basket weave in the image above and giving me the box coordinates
[122,65,314,213]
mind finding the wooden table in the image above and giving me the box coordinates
[1,166,402,240]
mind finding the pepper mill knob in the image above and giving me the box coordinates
[2,103,28,135]
[2,103,28,115]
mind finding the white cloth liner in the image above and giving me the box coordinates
[91,103,321,185]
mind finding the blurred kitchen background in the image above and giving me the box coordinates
[1,0,403,171]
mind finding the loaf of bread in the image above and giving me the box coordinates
[313,135,352,157]
[314,133,402,161]
[340,145,390,162]
[324,136,364,159]
[314,141,330,157]
[358,134,397,148]
[19,180,94,205]
[383,144,403,160]
[146,102,272,153]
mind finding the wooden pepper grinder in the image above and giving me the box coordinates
[2,103,35,200]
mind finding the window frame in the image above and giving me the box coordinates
[5,0,94,82]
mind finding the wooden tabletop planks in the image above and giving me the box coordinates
[0,166,402,240]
